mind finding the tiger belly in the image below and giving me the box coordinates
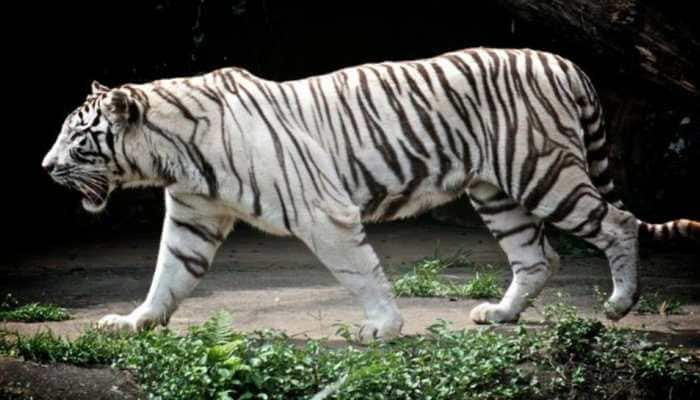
[357,167,474,222]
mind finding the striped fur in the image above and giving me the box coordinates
[42,48,698,339]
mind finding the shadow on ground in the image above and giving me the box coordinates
[2,220,699,347]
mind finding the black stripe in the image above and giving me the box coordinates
[576,202,608,239]
[355,90,405,183]
[522,152,573,212]
[408,94,451,187]
[432,62,484,170]
[288,152,315,220]
[249,162,262,216]
[493,223,536,241]
[168,245,208,278]
[307,78,324,134]
[401,66,432,110]
[414,62,435,94]
[152,87,219,197]
[273,181,292,232]
[334,77,364,147]
[369,66,430,158]
[354,156,388,218]
[383,141,430,219]
[445,53,482,106]
[214,86,245,200]
[171,217,224,244]
[168,193,194,209]
[513,261,547,275]
[237,83,287,172]
[358,68,380,118]
[545,183,600,224]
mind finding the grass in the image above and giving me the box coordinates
[0,293,70,322]
[1,307,698,400]
[392,249,502,299]
[553,232,600,257]
[635,292,686,315]
[555,232,601,257]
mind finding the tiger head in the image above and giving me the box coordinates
[42,81,143,213]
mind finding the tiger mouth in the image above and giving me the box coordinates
[79,178,111,214]
[52,171,111,214]
[81,191,110,213]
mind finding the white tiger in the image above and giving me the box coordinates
[42,48,699,341]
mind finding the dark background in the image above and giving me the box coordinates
[5,0,699,261]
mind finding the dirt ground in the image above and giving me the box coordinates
[0,356,143,399]
[2,218,699,348]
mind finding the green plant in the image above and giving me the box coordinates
[636,292,686,315]
[392,256,453,297]
[2,309,698,400]
[538,296,700,398]
[0,329,129,365]
[458,271,502,299]
[592,285,607,315]
[0,293,70,322]
[392,250,502,299]
[543,300,604,361]
[555,233,600,257]
[0,293,20,310]
[333,322,355,342]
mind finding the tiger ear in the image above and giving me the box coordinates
[101,89,142,130]
[91,80,110,94]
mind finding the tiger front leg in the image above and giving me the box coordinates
[98,194,234,332]
[299,205,404,342]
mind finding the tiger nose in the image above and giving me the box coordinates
[42,159,57,174]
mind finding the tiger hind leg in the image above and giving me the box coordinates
[467,180,559,324]
[525,167,640,320]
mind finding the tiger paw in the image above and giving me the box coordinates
[357,316,403,343]
[603,289,638,321]
[470,302,520,324]
[603,299,634,321]
[97,314,140,332]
